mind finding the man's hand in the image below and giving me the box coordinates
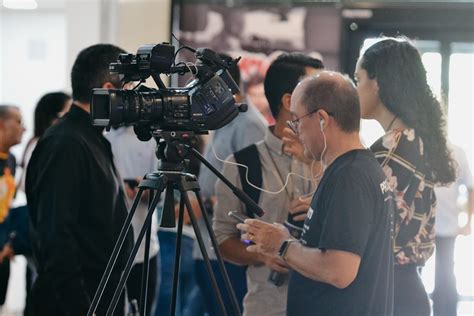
[0,244,15,263]
[124,180,139,200]
[237,219,290,256]
[282,127,311,165]
[282,127,324,182]
[289,198,311,221]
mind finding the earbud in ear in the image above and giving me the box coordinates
[319,119,325,131]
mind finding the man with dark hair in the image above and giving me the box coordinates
[264,53,324,119]
[212,53,323,316]
[70,44,124,103]
[0,105,25,308]
[238,71,395,315]
[25,44,133,316]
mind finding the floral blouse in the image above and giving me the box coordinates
[371,129,436,266]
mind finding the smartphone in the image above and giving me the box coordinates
[124,179,139,189]
[228,211,254,245]
[228,210,248,223]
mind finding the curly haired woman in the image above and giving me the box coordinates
[355,37,457,316]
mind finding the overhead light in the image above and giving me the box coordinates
[3,0,38,10]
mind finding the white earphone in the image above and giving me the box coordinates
[319,118,325,131]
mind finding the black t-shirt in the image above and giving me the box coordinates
[287,149,394,316]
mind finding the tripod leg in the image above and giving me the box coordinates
[194,190,242,316]
[181,190,228,316]
[139,190,154,316]
[170,196,185,316]
[107,189,163,316]
[87,188,145,316]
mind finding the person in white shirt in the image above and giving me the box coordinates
[433,143,473,316]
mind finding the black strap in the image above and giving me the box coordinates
[234,144,262,218]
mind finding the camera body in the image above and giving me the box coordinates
[91,43,244,138]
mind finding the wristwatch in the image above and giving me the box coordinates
[278,239,298,261]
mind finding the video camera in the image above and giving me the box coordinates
[90,43,246,141]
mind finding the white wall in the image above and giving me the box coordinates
[116,0,171,51]
[115,0,172,86]
[0,10,68,159]
[65,0,102,83]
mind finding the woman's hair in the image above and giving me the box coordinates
[34,92,71,138]
[361,37,456,185]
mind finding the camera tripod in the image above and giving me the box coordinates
[87,131,264,316]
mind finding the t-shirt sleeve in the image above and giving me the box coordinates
[318,168,375,257]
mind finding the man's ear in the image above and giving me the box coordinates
[318,110,330,131]
[281,93,292,113]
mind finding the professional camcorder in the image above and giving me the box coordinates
[90,43,246,140]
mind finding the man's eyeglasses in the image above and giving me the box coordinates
[287,110,334,135]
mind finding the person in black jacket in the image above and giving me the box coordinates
[25,44,134,316]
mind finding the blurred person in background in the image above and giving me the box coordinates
[433,143,473,316]
[21,92,72,186]
[0,105,25,311]
[354,37,457,316]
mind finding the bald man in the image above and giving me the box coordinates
[238,72,395,316]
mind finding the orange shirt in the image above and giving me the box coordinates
[0,152,16,223]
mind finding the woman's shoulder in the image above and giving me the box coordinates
[372,128,423,156]
[371,128,427,174]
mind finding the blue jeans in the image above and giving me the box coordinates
[195,259,247,316]
[155,231,204,316]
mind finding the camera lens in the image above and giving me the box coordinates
[91,88,164,128]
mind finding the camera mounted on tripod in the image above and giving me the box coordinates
[90,42,247,142]
[87,43,263,316]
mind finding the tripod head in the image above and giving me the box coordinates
[151,130,264,222]
[153,130,199,172]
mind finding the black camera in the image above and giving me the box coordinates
[91,43,246,139]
